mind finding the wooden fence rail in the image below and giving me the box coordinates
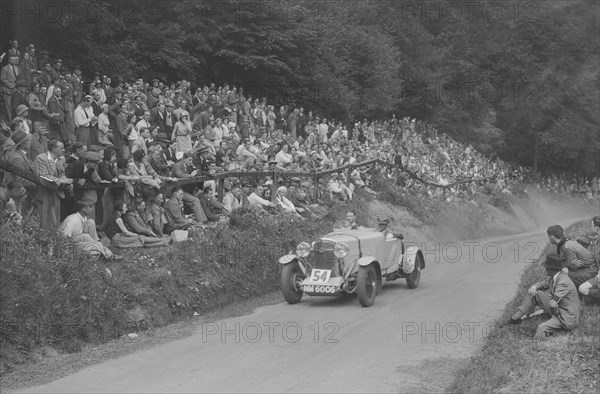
[0,158,497,229]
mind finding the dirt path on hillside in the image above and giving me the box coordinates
[14,222,578,393]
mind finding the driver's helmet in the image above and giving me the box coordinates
[377,217,391,230]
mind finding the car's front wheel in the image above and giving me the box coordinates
[281,261,304,304]
[406,254,422,289]
[357,264,377,307]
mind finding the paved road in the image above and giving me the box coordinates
[20,229,555,393]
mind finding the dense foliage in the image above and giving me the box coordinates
[3,0,599,175]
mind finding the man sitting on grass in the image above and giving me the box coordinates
[59,200,121,260]
[509,254,579,340]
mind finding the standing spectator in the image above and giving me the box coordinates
[97,104,113,146]
[1,55,19,120]
[33,139,73,228]
[172,113,193,154]
[47,86,67,143]
[11,78,29,118]
[29,121,50,160]
[74,96,96,148]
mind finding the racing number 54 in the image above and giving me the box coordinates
[311,269,331,283]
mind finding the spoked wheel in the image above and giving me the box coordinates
[281,262,305,304]
[357,264,377,307]
[406,254,422,289]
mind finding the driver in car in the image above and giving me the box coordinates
[378,217,404,240]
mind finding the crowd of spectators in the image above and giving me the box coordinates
[1,40,598,257]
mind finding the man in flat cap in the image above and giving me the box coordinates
[509,254,579,339]
[547,224,598,288]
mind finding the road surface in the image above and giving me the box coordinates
[20,229,554,393]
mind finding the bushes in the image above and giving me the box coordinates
[0,220,128,352]
[0,207,342,359]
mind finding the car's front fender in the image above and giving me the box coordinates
[278,254,308,276]
[402,246,424,274]
[358,256,376,267]
[279,254,298,265]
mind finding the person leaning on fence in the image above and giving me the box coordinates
[547,224,599,289]
[33,139,73,228]
[509,254,579,340]
[59,200,119,260]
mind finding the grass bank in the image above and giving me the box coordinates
[448,220,600,394]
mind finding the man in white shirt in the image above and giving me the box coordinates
[136,110,152,132]
[275,144,293,166]
[223,185,243,213]
[59,201,118,259]
[73,96,96,148]
[248,184,277,209]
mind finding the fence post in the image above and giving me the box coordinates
[271,170,279,202]
[313,172,319,203]
[346,165,351,188]
[217,177,224,203]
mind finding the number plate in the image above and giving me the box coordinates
[308,269,331,284]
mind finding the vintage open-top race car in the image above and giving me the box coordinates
[278,228,425,307]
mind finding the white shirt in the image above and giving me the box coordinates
[74,105,94,128]
[248,192,272,207]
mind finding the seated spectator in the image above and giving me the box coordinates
[104,200,171,248]
[276,186,300,215]
[334,210,359,230]
[195,185,225,223]
[148,192,170,236]
[223,185,243,213]
[509,254,579,340]
[124,197,168,239]
[59,200,118,259]
[547,224,599,288]
[328,172,353,202]
[164,186,203,231]
[248,183,278,210]
[129,149,161,190]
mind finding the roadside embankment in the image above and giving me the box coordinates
[0,182,597,385]
[447,219,600,394]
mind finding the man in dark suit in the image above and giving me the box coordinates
[114,103,131,159]
[11,78,29,118]
[4,130,36,195]
[1,55,19,121]
[47,86,67,143]
[510,254,580,339]
[170,152,208,223]
[150,102,167,132]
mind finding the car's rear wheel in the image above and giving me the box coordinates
[357,264,377,307]
[281,261,304,304]
[406,254,422,289]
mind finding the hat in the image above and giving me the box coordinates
[151,78,159,83]
[330,172,339,178]
[378,217,391,226]
[81,151,102,162]
[268,160,278,165]
[291,177,301,182]
[301,181,312,188]
[241,181,252,188]
[11,130,29,148]
[175,151,184,161]
[72,65,81,70]
[541,253,565,270]
[15,104,29,116]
